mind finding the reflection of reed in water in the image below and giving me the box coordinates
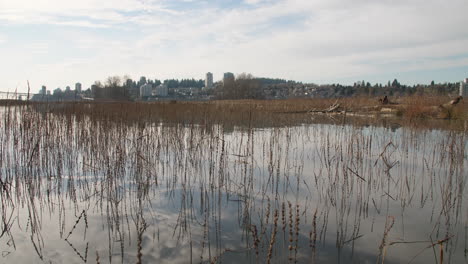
[0,103,466,263]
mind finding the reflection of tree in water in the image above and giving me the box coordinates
[0,104,466,263]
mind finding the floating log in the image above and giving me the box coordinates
[440,96,463,109]
[276,101,342,114]
[307,101,341,113]
[449,96,462,105]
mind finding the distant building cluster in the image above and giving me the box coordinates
[135,79,189,101]
[32,82,87,101]
[154,84,168,97]
[30,72,229,102]
[127,72,224,101]
[25,73,467,102]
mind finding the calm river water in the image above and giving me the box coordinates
[0,105,467,263]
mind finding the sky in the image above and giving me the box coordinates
[1,0,468,93]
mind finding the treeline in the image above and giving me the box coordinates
[255,78,297,86]
[216,73,264,100]
[91,76,206,100]
[125,78,204,89]
[88,74,461,101]
[92,76,131,101]
[320,79,460,97]
[164,79,204,89]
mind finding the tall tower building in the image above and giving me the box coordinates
[223,72,235,83]
[205,72,213,89]
[75,82,82,93]
[140,83,152,98]
[460,78,468,97]
[155,84,168,97]
[139,76,147,87]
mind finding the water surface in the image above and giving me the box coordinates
[0,105,467,263]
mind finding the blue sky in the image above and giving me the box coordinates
[1,0,468,93]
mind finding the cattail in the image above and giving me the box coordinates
[310,209,317,260]
[267,209,279,264]
[250,224,260,258]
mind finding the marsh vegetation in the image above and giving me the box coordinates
[0,100,467,263]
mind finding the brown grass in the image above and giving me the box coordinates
[399,95,467,120]
[2,95,467,137]
[20,96,463,132]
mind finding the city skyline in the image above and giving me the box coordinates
[31,71,468,93]
[1,0,468,93]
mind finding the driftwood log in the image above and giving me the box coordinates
[277,101,342,114]
[438,96,463,119]
[307,101,341,113]
[449,96,462,105]
[440,96,463,109]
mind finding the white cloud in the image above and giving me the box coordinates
[244,0,274,5]
[0,0,145,12]
[1,0,468,91]
[0,0,163,27]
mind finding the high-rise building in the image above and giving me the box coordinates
[65,86,71,92]
[223,72,235,83]
[140,83,152,98]
[139,76,147,87]
[126,79,133,88]
[460,78,468,97]
[155,84,168,97]
[75,82,82,93]
[205,72,213,89]
[53,88,62,96]
[40,85,46,95]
